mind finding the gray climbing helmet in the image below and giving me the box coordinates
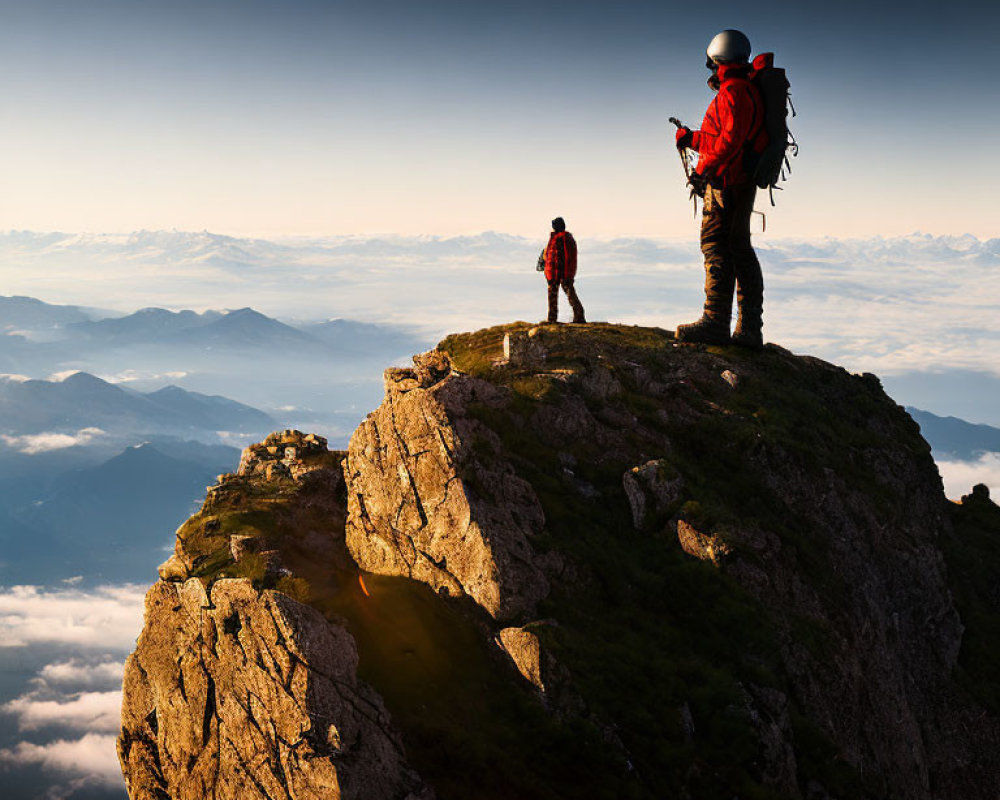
[706,29,752,65]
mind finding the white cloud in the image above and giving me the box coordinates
[0,584,145,650]
[0,733,122,787]
[215,430,259,447]
[3,690,121,733]
[1,228,999,403]
[35,659,124,690]
[0,589,138,792]
[0,654,129,794]
[937,453,1000,501]
[0,373,31,382]
[99,368,188,384]
[0,427,106,454]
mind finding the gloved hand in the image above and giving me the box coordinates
[675,127,693,150]
[687,172,708,198]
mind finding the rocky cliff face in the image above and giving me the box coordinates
[343,349,550,621]
[119,579,426,800]
[119,430,430,800]
[119,324,1000,800]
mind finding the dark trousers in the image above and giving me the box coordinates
[547,277,586,323]
[700,182,764,332]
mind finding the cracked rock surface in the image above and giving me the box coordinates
[344,352,549,621]
[120,322,1000,800]
[119,578,428,800]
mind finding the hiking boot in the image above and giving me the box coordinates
[571,316,587,324]
[675,316,730,345]
[732,317,763,350]
[731,328,763,350]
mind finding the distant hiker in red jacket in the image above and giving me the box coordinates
[674,29,768,349]
[542,217,586,324]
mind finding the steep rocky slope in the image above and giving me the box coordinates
[119,323,1000,800]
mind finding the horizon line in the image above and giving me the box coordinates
[0,228,993,244]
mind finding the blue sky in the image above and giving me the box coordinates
[0,0,997,237]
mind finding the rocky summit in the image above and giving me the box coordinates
[119,322,1000,800]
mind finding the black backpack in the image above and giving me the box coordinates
[748,52,798,203]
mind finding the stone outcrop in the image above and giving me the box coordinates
[238,429,330,481]
[500,329,548,367]
[343,350,549,621]
[675,519,731,565]
[122,322,1000,800]
[119,578,428,800]
[623,458,684,530]
[158,431,345,585]
[497,625,546,692]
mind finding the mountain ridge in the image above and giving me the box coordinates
[1,440,240,583]
[118,323,1000,800]
[3,296,429,363]
[0,371,273,435]
[908,406,1000,460]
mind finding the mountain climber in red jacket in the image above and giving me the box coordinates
[542,217,586,324]
[674,29,768,349]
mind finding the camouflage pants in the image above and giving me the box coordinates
[547,278,586,323]
[700,182,763,332]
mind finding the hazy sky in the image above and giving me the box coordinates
[0,0,997,238]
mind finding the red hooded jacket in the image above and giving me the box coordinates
[544,231,577,281]
[691,63,766,188]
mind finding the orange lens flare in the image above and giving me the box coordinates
[358,574,370,597]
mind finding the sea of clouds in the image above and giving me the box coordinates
[936,453,1000,501]
[3,229,999,484]
[0,230,997,795]
[1,229,997,378]
[0,583,144,798]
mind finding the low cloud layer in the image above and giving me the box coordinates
[4,690,121,733]
[0,733,122,787]
[0,427,106,455]
[35,660,124,690]
[0,585,142,796]
[0,584,145,649]
[936,453,1000,501]
[2,230,998,381]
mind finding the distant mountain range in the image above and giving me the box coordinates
[69,306,315,350]
[908,408,1000,460]
[0,365,270,584]
[0,295,430,440]
[67,306,224,343]
[0,371,273,435]
[0,292,406,585]
[0,294,94,331]
[1,294,429,360]
[1,441,239,583]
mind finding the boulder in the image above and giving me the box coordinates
[622,459,684,530]
[676,519,731,565]
[498,626,546,691]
